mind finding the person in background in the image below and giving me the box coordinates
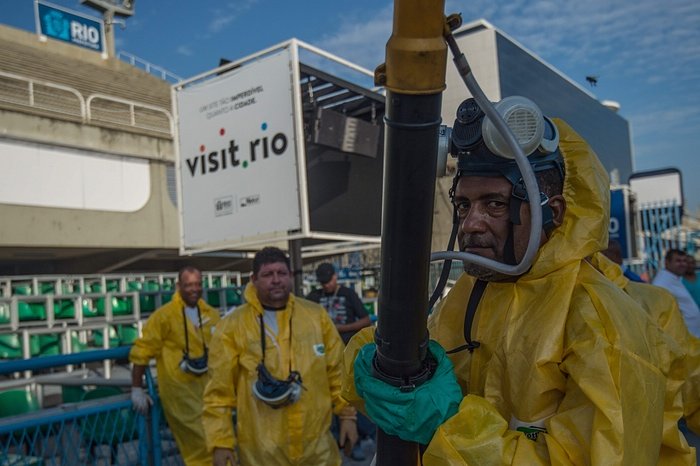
[203,247,358,466]
[683,254,700,306]
[129,266,220,466]
[653,249,700,339]
[306,263,371,345]
[306,262,374,461]
[590,252,700,438]
[602,238,644,282]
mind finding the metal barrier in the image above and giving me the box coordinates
[1,271,243,299]
[86,93,174,136]
[0,348,184,466]
[0,70,173,137]
[637,201,693,278]
[0,292,142,332]
[117,52,183,84]
[0,269,246,331]
[0,70,86,121]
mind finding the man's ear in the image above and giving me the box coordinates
[548,194,566,227]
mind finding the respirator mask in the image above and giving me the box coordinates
[251,314,305,408]
[252,364,303,409]
[179,307,208,376]
[449,95,561,181]
[179,352,208,375]
[444,95,564,233]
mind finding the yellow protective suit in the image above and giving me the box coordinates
[203,282,351,466]
[343,120,695,465]
[590,252,700,436]
[129,291,220,466]
[686,342,700,435]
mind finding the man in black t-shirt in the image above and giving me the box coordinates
[307,262,375,461]
[306,263,371,344]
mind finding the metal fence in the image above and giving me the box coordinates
[116,52,183,84]
[0,348,183,465]
[633,202,698,279]
[0,70,173,137]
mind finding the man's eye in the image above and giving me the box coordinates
[454,201,470,217]
[487,200,507,210]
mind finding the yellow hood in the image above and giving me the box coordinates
[526,119,610,279]
[588,252,628,288]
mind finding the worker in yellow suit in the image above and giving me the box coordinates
[343,96,695,464]
[203,247,358,466]
[129,266,220,466]
[592,251,700,438]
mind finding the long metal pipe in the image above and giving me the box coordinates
[374,1,447,464]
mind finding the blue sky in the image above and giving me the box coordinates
[3,0,699,214]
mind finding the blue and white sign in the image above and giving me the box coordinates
[35,0,104,52]
[609,188,630,259]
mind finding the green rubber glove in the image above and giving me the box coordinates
[354,340,462,445]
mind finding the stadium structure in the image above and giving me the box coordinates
[0,17,639,277]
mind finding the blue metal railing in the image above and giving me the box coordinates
[0,347,183,465]
[0,347,130,375]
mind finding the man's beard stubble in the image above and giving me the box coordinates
[460,235,513,282]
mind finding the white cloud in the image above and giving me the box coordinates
[207,0,259,35]
[176,45,193,57]
[315,4,393,70]
[630,105,700,139]
[314,0,698,87]
[438,0,698,87]
[209,15,236,34]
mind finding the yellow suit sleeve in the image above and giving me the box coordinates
[129,307,167,366]
[425,395,549,465]
[202,319,240,451]
[319,308,351,415]
[341,326,375,416]
[423,297,669,465]
[684,335,700,433]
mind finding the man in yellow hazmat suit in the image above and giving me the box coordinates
[129,266,220,466]
[343,96,695,464]
[203,246,358,466]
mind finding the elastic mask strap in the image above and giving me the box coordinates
[505,181,521,265]
[183,306,207,360]
[182,308,190,358]
[513,178,555,234]
[197,306,207,356]
[540,193,555,235]
[446,279,486,354]
[509,199,522,225]
[259,314,266,364]
[510,179,527,226]
[428,206,459,312]
[503,223,518,265]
